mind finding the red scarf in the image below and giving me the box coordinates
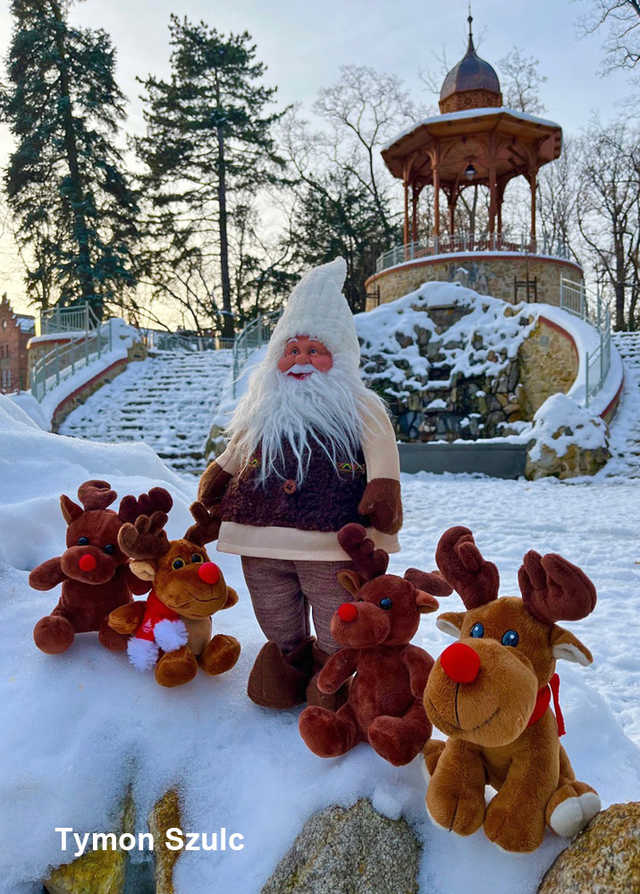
[135,590,180,642]
[527,672,565,736]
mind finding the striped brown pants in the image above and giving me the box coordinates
[241,556,354,654]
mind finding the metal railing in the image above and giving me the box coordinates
[232,310,282,397]
[40,303,101,335]
[145,331,223,352]
[375,234,571,273]
[30,321,113,402]
[559,276,611,407]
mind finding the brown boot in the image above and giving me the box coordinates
[305,643,350,711]
[247,638,314,709]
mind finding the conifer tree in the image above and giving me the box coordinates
[1,0,139,318]
[136,16,287,339]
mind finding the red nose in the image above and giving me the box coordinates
[198,562,221,585]
[440,642,481,684]
[337,603,358,623]
[78,553,97,572]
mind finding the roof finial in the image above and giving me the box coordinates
[467,4,475,52]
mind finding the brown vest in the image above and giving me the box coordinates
[221,437,367,532]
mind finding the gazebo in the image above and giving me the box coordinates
[366,17,582,308]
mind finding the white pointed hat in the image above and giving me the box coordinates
[266,258,360,366]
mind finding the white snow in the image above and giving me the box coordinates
[1,385,640,893]
[383,107,562,152]
[58,348,233,477]
[527,393,609,462]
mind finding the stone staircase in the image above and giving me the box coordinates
[59,348,232,478]
[604,332,640,479]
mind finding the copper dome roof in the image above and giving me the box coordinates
[439,17,502,113]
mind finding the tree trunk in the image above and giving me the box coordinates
[45,0,97,317]
[615,236,626,331]
[216,125,234,341]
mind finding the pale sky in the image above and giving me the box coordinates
[0,0,633,321]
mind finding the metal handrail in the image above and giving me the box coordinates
[40,303,101,335]
[375,234,572,273]
[30,315,113,402]
[232,310,282,397]
[559,276,612,407]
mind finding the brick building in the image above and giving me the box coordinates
[0,294,35,393]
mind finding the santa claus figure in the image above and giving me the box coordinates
[197,258,402,709]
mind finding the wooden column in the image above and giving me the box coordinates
[411,183,420,243]
[432,146,441,247]
[403,171,410,254]
[488,135,497,243]
[529,167,538,252]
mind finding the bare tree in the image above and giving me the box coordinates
[576,118,640,330]
[537,137,582,263]
[578,0,640,72]
[313,65,421,241]
[498,47,548,114]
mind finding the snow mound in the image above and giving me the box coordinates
[528,393,609,462]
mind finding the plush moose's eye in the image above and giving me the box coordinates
[77,536,89,546]
[191,554,203,564]
[172,558,185,570]
[379,597,392,610]
[103,544,115,555]
[501,629,519,647]
[470,623,484,638]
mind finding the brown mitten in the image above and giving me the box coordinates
[197,461,232,508]
[358,478,402,534]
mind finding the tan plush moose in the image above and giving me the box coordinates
[423,525,600,853]
[108,492,240,688]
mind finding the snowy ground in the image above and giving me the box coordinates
[58,348,232,477]
[2,327,640,893]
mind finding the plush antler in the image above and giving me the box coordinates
[518,551,597,624]
[77,480,117,511]
[118,511,171,560]
[404,568,453,597]
[118,487,173,523]
[184,502,222,547]
[337,523,389,580]
[435,526,499,609]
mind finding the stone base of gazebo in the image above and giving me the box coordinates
[365,253,584,310]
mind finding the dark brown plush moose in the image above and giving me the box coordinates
[423,526,601,853]
[298,523,452,766]
[30,481,166,654]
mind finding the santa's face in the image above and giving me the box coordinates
[277,335,333,379]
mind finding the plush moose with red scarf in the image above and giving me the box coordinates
[30,480,163,654]
[108,492,240,688]
[298,523,452,766]
[423,526,601,852]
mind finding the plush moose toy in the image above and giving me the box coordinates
[298,523,452,766]
[107,492,241,688]
[30,480,163,654]
[423,525,601,853]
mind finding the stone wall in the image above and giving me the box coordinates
[518,317,579,416]
[365,254,583,309]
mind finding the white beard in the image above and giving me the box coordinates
[227,354,377,485]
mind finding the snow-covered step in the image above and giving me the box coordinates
[600,333,640,479]
[58,348,232,478]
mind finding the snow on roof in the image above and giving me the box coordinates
[383,107,562,152]
[16,315,35,333]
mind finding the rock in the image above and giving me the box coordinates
[44,791,134,894]
[148,789,182,894]
[526,442,611,479]
[538,802,640,894]
[395,332,413,349]
[262,799,420,894]
[203,424,228,461]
